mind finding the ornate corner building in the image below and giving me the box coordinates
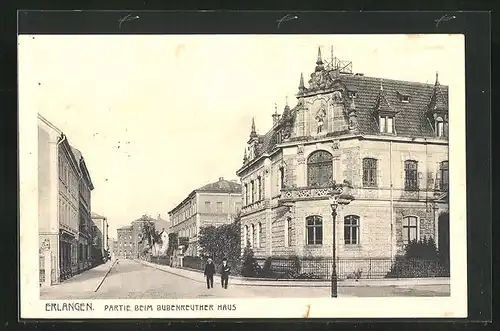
[236,48,450,262]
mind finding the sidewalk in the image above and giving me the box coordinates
[136,259,450,288]
[40,259,117,298]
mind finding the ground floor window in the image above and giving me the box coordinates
[306,215,323,245]
[344,215,360,245]
[402,216,418,244]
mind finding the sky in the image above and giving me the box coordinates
[19,34,464,239]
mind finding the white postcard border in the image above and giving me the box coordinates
[18,34,467,319]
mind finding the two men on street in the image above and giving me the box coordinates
[204,257,231,290]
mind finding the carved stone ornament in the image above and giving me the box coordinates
[41,238,50,251]
[297,157,305,165]
[332,140,340,150]
[297,145,304,155]
[332,90,342,102]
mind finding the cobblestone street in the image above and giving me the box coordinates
[40,259,450,300]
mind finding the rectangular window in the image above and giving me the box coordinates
[216,202,223,213]
[205,201,211,213]
[344,215,360,245]
[440,161,449,191]
[437,121,444,137]
[387,117,393,133]
[287,218,292,246]
[404,160,419,190]
[379,116,386,133]
[379,116,394,133]
[402,216,418,245]
[251,180,256,203]
[362,158,377,187]
[306,216,323,245]
[279,167,285,190]
[257,176,262,200]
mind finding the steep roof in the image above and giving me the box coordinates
[250,72,448,160]
[168,178,242,214]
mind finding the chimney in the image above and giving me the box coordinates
[219,177,224,181]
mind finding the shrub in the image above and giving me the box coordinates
[240,243,261,277]
[386,236,448,278]
[166,233,178,257]
[198,215,241,267]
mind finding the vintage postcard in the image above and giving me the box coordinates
[19,33,467,319]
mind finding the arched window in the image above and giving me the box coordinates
[344,215,360,245]
[306,216,323,245]
[402,216,418,245]
[440,161,449,191]
[404,160,419,190]
[307,151,334,187]
[362,158,378,187]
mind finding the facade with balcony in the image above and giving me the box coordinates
[168,177,242,257]
[236,48,449,263]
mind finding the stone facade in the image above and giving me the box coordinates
[38,114,94,285]
[169,177,242,257]
[116,226,133,258]
[236,49,449,266]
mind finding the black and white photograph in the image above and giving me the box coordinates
[19,32,467,319]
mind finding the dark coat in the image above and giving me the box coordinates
[204,262,215,276]
[220,263,231,277]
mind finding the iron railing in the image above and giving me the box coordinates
[254,257,450,280]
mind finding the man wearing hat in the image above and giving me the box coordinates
[204,257,216,289]
[220,258,231,289]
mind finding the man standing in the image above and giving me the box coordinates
[220,258,231,289]
[204,257,215,289]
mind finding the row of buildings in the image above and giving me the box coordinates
[113,214,170,259]
[38,114,109,285]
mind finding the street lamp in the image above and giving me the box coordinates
[329,182,354,298]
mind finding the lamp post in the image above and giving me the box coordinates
[329,183,354,298]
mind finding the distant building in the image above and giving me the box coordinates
[91,212,109,260]
[168,177,242,257]
[38,114,94,285]
[236,48,449,268]
[109,238,117,259]
[131,214,170,258]
[116,225,133,259]
[153,229,169,256]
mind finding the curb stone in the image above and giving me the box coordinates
[135,259,450,288]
